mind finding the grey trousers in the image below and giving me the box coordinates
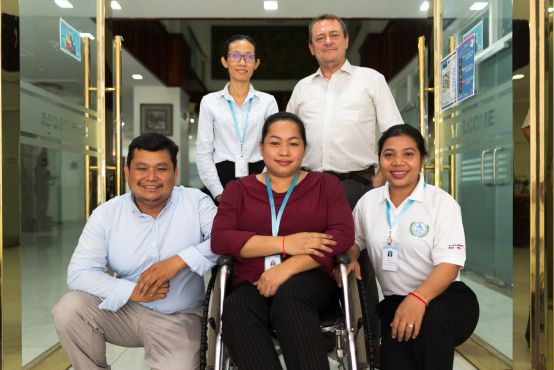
[52,291,202,370]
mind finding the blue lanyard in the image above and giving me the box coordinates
[385,198,415,245]
[227,98,253,155]
[265,172,300,236]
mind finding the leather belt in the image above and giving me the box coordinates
[324,166,375,186]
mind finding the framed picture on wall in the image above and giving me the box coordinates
[140,104,173,136]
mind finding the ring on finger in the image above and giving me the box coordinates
[407,324,414,328]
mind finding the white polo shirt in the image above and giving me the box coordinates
[353,176,466,296]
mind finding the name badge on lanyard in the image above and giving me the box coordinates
[227,98,253,178]
[382,198,415,272]
[264,172,300,270]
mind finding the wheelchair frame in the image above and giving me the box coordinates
[200,255,375,370]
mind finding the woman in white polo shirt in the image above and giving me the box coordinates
[196,34,278,203]
[345,124,479,370]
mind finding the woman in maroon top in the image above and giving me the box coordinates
[211,112,354,370]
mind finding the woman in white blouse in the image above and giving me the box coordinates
[343,124,479,370]
[196,35,278,202]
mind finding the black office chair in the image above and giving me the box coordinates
[199,255,375,370]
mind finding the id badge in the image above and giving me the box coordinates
[382,245,398,271]
[235,155,249,178]
[264,255,281,271]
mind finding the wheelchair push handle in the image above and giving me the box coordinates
[335,253,351,266]
[217,255,234,266]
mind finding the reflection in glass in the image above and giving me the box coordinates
[20,145,85,365]
[442,0,513,360]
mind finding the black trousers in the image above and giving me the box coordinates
[338,175,381,347]
[221,269,339,370]
[377,281,479,370]
[215,160,265,190]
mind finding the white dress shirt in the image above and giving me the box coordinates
[67,186,218,313]
[353,176,466,296]
[286,60,403,172]
[196,83,278,198]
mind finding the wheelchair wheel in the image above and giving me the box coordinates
[200,267,219,370]
[347,272,375,370]
[200,264,236,370]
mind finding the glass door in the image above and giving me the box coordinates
[19,0,102,366]
[434,0,514,365]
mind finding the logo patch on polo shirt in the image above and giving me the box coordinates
[448,244,464,250]
[409,221,429,237]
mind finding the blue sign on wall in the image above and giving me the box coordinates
[456,34,476,103]
[59,18,81,62]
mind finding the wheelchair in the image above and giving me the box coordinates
[199,255,376,370]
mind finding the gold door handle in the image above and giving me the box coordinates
[113,36,123,196]
[83,37,92,219]
[448,36,456,198]
[418,36,431,145]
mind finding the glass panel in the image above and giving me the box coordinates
[19,0,98,365]
[442,0,513,360]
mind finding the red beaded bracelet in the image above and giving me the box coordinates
[409,291,428,307]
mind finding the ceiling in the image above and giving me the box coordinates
[19,0,529,20]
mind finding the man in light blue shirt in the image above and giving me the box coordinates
[52,133,218,370]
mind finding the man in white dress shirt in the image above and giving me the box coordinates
[286,14,404,356]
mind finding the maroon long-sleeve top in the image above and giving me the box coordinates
[211,172,355,286]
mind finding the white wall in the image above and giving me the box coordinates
[132,86,190,185]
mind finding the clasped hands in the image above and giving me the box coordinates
[254,232,335,297]
[129,255,187,303]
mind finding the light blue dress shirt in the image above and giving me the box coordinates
[67,186,218,313]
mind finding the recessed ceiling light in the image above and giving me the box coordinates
[80,33,95,40]
[54,0,73,9]
[190,118,195,123]
[132,74,143,80]
[419,1,430,11]
[512,74,525,80]
[111,1,122,10]
[469,2,488,11]
[264,1,278,11]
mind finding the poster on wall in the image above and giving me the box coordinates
[463,20,484,55]
[441,50,457,110]
[456,33,476,103]
[59,18,81,62]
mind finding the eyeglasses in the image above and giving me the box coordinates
[227,53,256,63]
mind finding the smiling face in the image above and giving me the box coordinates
[379,135,424,193]
[221,39,260,83]
[124,149,177,217]
[260,119,305,179]
[309,19,349,70]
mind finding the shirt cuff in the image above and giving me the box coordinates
[98,278,136,312]
[179,247,212,276]
[209,184,224,199]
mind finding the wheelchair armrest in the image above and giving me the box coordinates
[217,255,234,266]
[335,253,351,266]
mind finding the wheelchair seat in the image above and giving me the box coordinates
[200,255,376,370]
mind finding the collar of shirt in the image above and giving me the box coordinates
[127,187,177,218]
[221,82,258,104]
[313,59,353,80]
[381,174,426,206]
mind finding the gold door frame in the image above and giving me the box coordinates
[0,0,122,367]
[426,0,544,370]
[529,0,551,368]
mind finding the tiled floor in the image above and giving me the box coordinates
[70,344,477,370]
